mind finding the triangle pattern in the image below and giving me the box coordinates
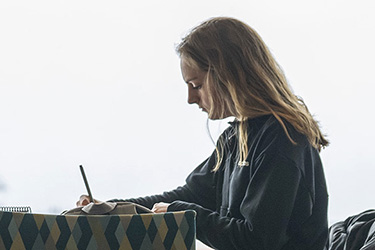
[0,210,196,250]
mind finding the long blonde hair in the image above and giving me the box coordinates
[177,17,329,171]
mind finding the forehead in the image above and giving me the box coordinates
[180,56,206,83]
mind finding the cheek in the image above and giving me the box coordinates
[199,91,209,105]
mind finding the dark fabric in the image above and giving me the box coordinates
[109,115,329,250]
[326,209,375,250]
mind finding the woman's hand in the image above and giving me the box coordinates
[152,202,170,213]
[76,194,102,207]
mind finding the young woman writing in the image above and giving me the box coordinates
[77,17,329,250]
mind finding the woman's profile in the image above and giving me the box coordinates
[77,17,329,250]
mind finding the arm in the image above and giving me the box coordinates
[107,129,230,210]
[107,155,217,210]
[108,185,196,210]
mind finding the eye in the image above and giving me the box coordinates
[187,82,203,90]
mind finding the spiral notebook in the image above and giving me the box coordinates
[0,206,32,213]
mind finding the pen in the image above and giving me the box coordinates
[79,165,94,203]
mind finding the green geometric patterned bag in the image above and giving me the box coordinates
[0,210,196,250]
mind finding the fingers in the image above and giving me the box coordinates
[76,195,90,207]
[151,202,170,213]
[76,195,103,207]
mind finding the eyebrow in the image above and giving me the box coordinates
[185,77,198,84]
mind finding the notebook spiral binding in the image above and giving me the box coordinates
[0,206,32,213]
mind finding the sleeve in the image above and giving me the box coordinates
[168,154,305,250]
[107,152,218,210]
[108,185,197,210]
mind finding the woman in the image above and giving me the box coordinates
[77,17,329,250]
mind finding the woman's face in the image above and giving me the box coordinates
[180,57,211,115]
[180,56,233,120]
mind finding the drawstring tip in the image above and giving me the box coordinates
[238,161,249,167]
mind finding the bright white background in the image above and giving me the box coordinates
[1,1,374,248]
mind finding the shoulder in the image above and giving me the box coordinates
[246,115,315,164]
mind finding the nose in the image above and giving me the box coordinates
[187,85,199,105]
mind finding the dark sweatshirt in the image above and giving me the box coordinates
[110,115,328,250]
